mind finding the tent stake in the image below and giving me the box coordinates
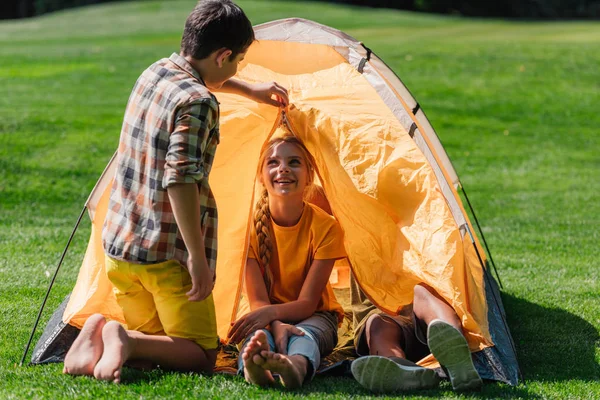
[460,185,503,289]
[20,205,87,367]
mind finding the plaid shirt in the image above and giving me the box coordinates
[102,53,219,276]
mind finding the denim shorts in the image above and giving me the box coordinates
[237,311,338,380]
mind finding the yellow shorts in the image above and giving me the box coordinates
[105,255,219,350]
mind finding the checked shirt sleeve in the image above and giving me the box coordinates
[163,99,218,188]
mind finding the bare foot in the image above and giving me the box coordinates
[260,351,307,389]
[242,331,274,386]
[93,321,132,383]
[63,313,106,376]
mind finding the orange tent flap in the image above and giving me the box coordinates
[63,177,124,328]
[211,101,279,338]
[286,102,490,350]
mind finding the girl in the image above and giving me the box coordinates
[227,134,346,388]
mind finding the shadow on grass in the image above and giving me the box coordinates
[119,367,157,384]
[261,375,539,398]
[118,366,536,398]
[503,292,600,383]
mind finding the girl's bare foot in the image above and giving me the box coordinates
[93,321,132,383]
[242,331,274,386]
[63,313,106,376]
[260,351,307,389]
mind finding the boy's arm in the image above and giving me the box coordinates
[167,183,213,302]
[163,99,218,302]
[216,78,289,107]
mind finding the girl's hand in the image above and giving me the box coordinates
[271,320,304,354]
[227,307,274,344]
[248,82,289,107]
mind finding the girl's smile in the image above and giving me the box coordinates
[262,141,309,197]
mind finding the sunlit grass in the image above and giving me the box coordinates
[1,1,598,398]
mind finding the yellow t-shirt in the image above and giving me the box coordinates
[249,202,346,324]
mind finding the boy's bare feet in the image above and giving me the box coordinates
[93,321,133,384]
[63,313,106,376]
[242,331,274,386]
[260,351,307,389]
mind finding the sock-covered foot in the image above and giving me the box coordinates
[242,331,274,386]
[351,355,440,392]
[63,313,106,376]
[260,351,306,389]
[93,321,132,384]
[427,319,482,391]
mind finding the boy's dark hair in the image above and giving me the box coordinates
[181,0,255,60]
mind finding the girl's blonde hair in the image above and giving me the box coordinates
[253,135,316,291]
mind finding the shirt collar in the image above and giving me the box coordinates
[168,53,206,86]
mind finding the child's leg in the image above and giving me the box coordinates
[413,284,482,391]
[351,308,440,392]
[93,322,217,383]
[259,352,308,389]
[364,314,407,358]
[63,313,106,376]
[261,312,337,388]
[412,283,461,330]
[106,257,219,378]
[237,329,276,386]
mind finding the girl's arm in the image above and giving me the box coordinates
[264,258,336,322]
[245,258,271,309]
[227,257,337,344]
[226,258,273,343]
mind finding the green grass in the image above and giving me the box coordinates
[1,0,599,398]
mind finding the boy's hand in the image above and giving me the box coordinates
[248,82,289,107]
[185,255,214,302]
[271,320,304,354]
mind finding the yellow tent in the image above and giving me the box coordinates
[28,19,518,385]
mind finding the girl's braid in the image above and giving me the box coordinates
[254,188,273,291]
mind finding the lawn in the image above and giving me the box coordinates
[1,0,599,398]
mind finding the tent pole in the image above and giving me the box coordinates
[460,185,503,289]
[20,205,87,367]
[467,227,523,383]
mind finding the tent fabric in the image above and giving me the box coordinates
[34,18,518,385]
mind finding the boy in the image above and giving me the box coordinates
[63,0,288,383]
